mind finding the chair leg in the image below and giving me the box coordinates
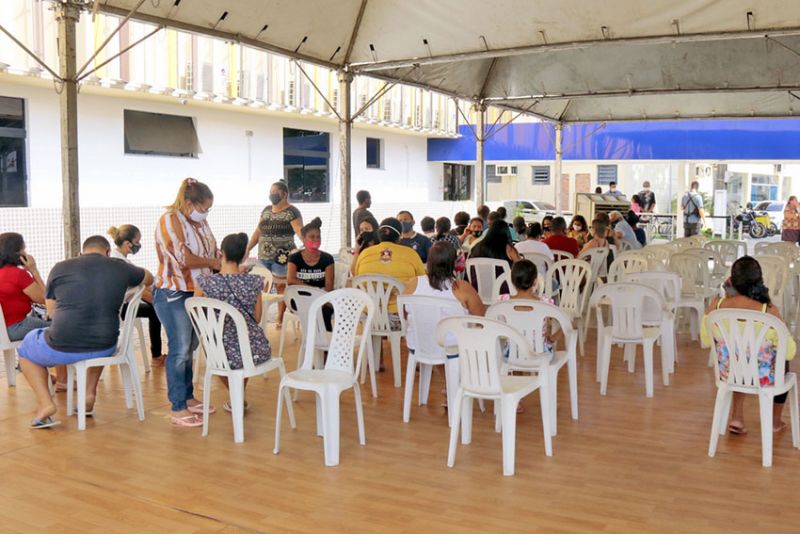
[120,364,133,409]
[322,389,341,467]
[447,390,463,468]
[128,362,145,421]
[790,383,800,449]
[278,318,288,358]
[229,375,245,443]
[548,368,558,437]
[708,387,728,457]
[366,339,378,398]
[277,360,296,429]
[539,380,553,457]
[202,370,212,438]
[758,393,774,467]
[315,392,324,437]
[402,355,416,423]
[136,320,150,374]
[419,363,433,406]
[66,365,75,415]
[567,355,578,421]
[444,359,459,428]
[500,397,519,476]
[624,344,635,373]
[390,334,402,388]
[461,397,474,445]
[273,383,285,454]
[3,349,16,387]
[353,384,366,446]
[643,342,654,398]
[76,364,87,431]
[660,337,670,387]
[599,336,612,396]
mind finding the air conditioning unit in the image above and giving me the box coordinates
[496,165,518,176]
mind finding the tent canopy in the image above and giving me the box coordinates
[99,0,800,122]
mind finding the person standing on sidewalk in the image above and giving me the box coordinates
[781,195,800,243]
[681,181,706,237]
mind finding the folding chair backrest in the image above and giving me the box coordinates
[552,250,575,263]
[521,252,553,280]
[578,247,610,281]
[186,296,256,372]
[398,294,466,359]
[755,255,788,300]
[352,274,406,333]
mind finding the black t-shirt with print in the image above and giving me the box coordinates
[288,251,334,289]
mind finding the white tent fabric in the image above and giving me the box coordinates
[99,0,800,122]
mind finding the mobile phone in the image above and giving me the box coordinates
[18,253,28,264]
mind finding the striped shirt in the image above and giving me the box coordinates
[154,211,218,292]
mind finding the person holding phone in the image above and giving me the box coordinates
[0,232,49,342]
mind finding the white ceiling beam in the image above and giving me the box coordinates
[486,85,800,102]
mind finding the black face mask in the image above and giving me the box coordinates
[472,230,482,238]
[130,243,141,255]
[269,193,283,205]
[543,226,552,232]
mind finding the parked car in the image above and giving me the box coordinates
[753,200,785,232]
[503,200,571,224]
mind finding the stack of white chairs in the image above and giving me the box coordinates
[352,274,406,389]
[186,297,295,443]
[439,316,553,476]
[66,286,146,430]
[589,283,672,398]
[486,300,578,436]
[466,258,511,305]
[706,309,799,467]
[546,259,592,355]
[669,251,716,341]
[274,288,375,467]
[0,304,20,387]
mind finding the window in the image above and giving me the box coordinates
[443,163,472,201]
[750,173,778,202]
[0,96,27,206]
[485,164,501,183]
[124,110,200,157]
[283,128,330,202]
[532,166,550,185]
[597,164,618,185]
[366,137,382,169]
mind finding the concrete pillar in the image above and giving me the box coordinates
[338,70,353,248]
[554,123,563,216]
[474,101,486,210]
[56,1,82,258]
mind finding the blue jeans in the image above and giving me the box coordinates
[7,315,51,342]
[259,258,288,278]
[153,288,198,411]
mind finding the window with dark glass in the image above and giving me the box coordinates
[443,163,472,201]
[124,110,200,157]
[366,137,382,169]
[0,96,27,207]
[283,128,330,202]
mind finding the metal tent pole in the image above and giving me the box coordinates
[338,70,354,248]
[56,1,83,258]
[554,122,563,216]
[475,101,486,210]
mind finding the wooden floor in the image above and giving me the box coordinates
[1,325,799,534]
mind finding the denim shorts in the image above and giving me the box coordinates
[17,328,116,367]
[260,258,288,279]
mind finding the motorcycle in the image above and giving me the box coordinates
[733,204,767,239]
[754,210,779,236]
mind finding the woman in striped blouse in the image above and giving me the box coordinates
[153,178,220,428]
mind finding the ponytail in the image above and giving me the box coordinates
[166,177,213,213]
[747,282,771,305]
[107,224,140,247]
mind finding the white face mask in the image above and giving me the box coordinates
[189,209,208,222]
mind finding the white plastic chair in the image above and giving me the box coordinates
[334,261,351,289]
[578,247,609,285]
[756,255,789,315]
[251,263,287,333]
[552,250,575,263]
[754,241,798,260]
[642,245,672,271]
[338,246,355,268]
[466,258,511,305]
[486,300,578,436]
[522,252,554,280]
[66,286,146,430]
[186,297,295,443]
[545,259,592,355]
[706,309,800,467]
[398,295,465,426]
[439,316,552,476]
[607,253,649,283]
[352,274,406,388]
[590,283,671,398]
[273,288,375,467]
[669,252,715,340]
[683,247,727,289]
[0,304,21,387]
[704,240,746,268]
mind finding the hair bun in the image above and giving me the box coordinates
[310,217,322,228]
[107,226,119,239]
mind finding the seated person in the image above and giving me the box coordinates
[581,219,616,254]
[0,232,49,341]
[452,211,470,237]
[625,211,647,247]
[420,216,436,240]
[432,217,462,251]
[567,215,590,248]
[469,220,521,267]
[397,210,432,263]
[701,256,795,434]
[512,216,527,242]
[287,218,334,292]
[461,217,485,250]
[515,222,554,260]
[18,236,152,429]
[351,220,379,276]
[108,224,165,366]
[541,215,554,239]
[496,206,518,241]
[196,233,271,411]
[543,217,580,257]
[608,210,641,249]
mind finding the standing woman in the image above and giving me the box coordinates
[153,178,220,428]
[108,224,166,366]
[781,196,800,243]
[248,181,303,328]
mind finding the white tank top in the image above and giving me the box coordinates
[408,275,465,352]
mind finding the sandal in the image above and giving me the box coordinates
[774,421,787,433]
[223,400,250,412]
[31,416,61,429]
[187,403,216,415]
[170,414,203,427]
[727,422,748,435]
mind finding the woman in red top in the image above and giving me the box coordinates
[0,233,48,341]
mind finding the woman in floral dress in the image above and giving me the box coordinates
[196,233,271,411]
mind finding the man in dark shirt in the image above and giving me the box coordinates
[18,235,152,428]
[542,216,581,257]
[397,210,432,263]
[637,181,657,212]
[352,190,377,239]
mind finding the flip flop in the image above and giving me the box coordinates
[187,403,216,415]
[727,423,748,435]
[31,416,61,429]
[170,415,203,427]
[774,421,787,433]
[223,400,250,412]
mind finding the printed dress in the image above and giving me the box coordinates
[197,273,271,369]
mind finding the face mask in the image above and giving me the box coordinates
[130,243,141,255]
[401,221,414,233]
[304,239,321,253]
[472,230,482,238]
[544,226,551,232]
[269,193,282,205]
[573,226,582,231]
[189,209,208,222]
